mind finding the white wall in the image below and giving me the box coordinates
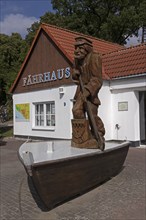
[109,76,146,142]
[13,76,145,143]
[98,80,141,142]
[98,81,112,140]
[13,82,111,140]
[111,90,140,142]
[13,85,76,139]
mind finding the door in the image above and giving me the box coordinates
[139,91,146,145]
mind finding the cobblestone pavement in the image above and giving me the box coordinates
[0,137,146,220]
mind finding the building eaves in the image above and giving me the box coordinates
[111,72,146,80]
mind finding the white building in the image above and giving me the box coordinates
[10,24,146,146]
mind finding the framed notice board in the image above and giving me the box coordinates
[118,102,128,111]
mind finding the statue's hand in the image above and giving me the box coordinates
[72,69,80,80]
[82,89,90,102]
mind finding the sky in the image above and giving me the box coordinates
[0,0,54,38]
[0,0,141,47]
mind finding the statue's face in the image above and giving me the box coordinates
[74,45,88,60]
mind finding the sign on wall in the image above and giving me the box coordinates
[15,103,30,122]
[22,67,71,87]
[118,102,128,111]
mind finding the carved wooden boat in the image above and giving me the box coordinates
[18,140,130,209]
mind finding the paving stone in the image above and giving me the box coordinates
[0,137,146,220]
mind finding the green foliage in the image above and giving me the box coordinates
[0,33,29,104]
[0,78,7,105]
[49,0,145,44]
[139,0,146,26]
[25,21,40,46]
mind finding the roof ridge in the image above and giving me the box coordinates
[103,42,146,56]
[125,43,146,50]
[41,22,124,48]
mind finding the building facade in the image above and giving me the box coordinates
[10,24,146,146]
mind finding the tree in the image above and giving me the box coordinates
[0,33,28,104]
[25,21,40,46]
[0,78,7,105]
[25,0,146,45]
[50,0,146,44]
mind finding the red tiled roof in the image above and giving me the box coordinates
[103,43,146,78]
[42,23,124,61]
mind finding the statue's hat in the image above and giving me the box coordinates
[74,36,93,47]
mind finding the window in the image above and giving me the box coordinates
[34,102,55,127]
[35,104,44,126]
[46,102,55,126]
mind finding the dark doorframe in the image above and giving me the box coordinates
[139,91,146,145]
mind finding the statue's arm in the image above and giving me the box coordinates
[84,53,103,97]
[72,68,80,81]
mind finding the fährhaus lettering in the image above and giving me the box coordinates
[23,67,71,86]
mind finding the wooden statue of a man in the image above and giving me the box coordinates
[71,36,105,150]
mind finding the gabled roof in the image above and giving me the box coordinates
[103,43,146,79]
[10,23,124,93]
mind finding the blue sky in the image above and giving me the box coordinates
[0,0,54,38]
[0,0,141,46]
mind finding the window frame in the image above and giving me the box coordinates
[32,101,56,130]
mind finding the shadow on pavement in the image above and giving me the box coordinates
[0,126,13,146]
[0,139,7,146]
[0,126,12,132]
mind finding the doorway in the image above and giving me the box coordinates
[139,91,146,145]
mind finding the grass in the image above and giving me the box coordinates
[0,126,13,138]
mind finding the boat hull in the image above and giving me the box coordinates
[26,142,130,209]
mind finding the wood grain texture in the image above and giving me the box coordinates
[30,143,129,208]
